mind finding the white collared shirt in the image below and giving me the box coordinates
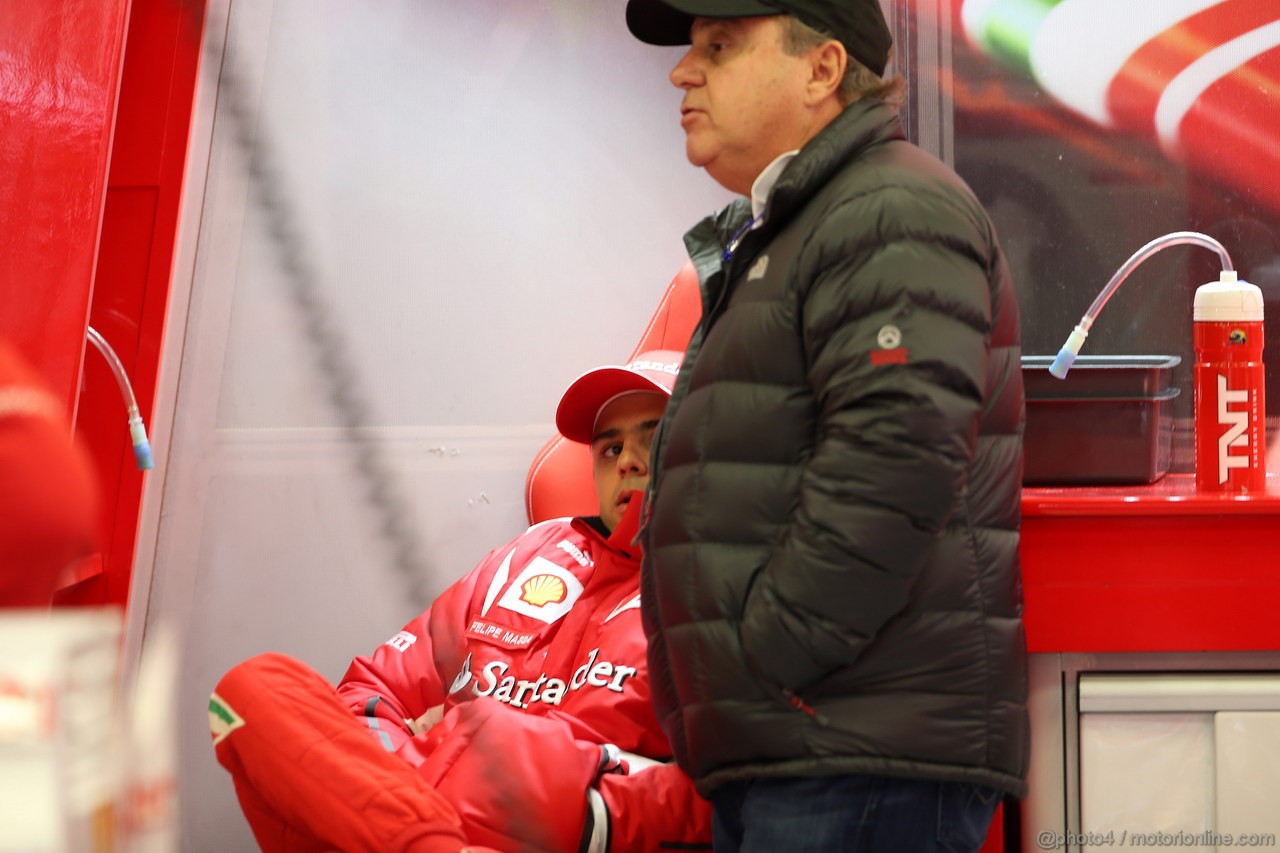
[749,150,800,225]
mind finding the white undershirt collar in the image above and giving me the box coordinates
[749,150,800,224]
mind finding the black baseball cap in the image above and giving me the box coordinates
[625,0,892,77]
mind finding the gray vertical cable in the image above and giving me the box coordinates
[201,4,433,607]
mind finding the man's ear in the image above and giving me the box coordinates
[806,39,847,105]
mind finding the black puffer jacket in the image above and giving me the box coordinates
[640,99,1028,798]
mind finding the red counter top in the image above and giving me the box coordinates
[1024,473,1280,517]
[1020,473,1280,655]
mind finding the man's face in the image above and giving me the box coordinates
[670,16,815,195]
[591,392,666,533]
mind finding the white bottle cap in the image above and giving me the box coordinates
[1193,270,1265,322]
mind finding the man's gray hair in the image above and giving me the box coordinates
[781,15,906,106]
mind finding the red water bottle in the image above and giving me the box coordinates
[1194,270,1267,492]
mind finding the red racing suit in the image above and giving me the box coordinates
[335,498,710,850]
[214,497,710,852]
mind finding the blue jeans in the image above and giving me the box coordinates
[710,773,1001,853]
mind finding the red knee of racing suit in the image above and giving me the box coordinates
[210,653,471,853]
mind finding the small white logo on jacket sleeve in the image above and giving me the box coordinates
[385,631,417,653]
[877,325,902,349]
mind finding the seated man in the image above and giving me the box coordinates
[210,350,710,853]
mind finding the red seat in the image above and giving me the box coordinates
[524,262,701,524]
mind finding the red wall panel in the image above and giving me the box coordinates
[0,0,204,606]
[0,0,132,421]
[63,0,206,607]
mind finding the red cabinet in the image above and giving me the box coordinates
[1023,473,1280,654]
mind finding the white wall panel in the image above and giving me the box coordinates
[135,1,734,848]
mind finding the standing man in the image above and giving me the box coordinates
[625,2,1028,851]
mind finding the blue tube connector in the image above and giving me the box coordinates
[133,442,154,471]
[129,412,154,471]
[1049,349,1076,379]
[1049,325,1089,379]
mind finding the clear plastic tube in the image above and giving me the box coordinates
[1049,231,1234,378]
[86,326,154,470]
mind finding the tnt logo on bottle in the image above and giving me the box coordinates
[1215,374,1250,485]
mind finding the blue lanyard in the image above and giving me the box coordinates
[722,213,760,262]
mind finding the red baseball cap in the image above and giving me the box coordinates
[555,350,683,444]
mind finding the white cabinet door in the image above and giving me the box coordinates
[1080,712,1215,852]
[1077,674,1280,851]
[1215,712,1280,839]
